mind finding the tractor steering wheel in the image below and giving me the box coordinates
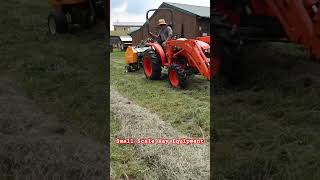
[146,37,155,43]
[147,32,162,44]
[148,32,159,42]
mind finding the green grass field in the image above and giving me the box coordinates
[4,0,320,178]
[213,43,320,179]
[111,51,210,137]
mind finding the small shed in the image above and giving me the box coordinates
[119,36,132,50]
[110,35,121,51]
[110,31,133,51]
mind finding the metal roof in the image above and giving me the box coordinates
[110,36,121,44]
[162,2,210,18]
[113,22,144,27]
[119,36,132,42]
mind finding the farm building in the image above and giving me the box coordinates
[113,21,144,32]
[110,22,141,51]
[130,2,210,45]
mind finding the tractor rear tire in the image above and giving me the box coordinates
[48,11,68,35]
[213,11,243,84]
[168,63,188,89]
[80,10,94,29]
[215,37,242,84]
[143,49,162,80]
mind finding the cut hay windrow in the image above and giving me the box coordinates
[111,87,210,180]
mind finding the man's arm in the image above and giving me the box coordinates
[149,32,159,39]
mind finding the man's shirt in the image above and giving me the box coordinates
[159,26,173,42]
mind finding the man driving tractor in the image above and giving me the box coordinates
[149,19,173,49]
[125,8,210,88]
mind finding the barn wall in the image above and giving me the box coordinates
[131,5,209,45]
[131,28,143,45]
[197,18,210,36]
[148,5,197,39]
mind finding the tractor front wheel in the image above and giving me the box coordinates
[168,64,188,88]
[143,49,162,80]
[48,11,68,35]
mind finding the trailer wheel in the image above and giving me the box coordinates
[48,11,67,35]
[125,65,133,73]
[143,49,162,80]
[168,64,188,88]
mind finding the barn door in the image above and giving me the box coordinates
[181,24,184,38]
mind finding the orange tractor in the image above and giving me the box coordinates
[125,8,210,88]
[47,0,105,34]
[213,0,320,81]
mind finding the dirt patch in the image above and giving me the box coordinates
[111,87,210,180]
[0,76,107,179]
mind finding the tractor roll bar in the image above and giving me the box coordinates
[146,8,174,34]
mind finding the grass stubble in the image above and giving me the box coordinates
[111,88,209,179]
[0,0,107,179]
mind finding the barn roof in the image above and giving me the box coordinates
[162,2,210,18]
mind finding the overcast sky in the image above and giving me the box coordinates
[110,0,210,30]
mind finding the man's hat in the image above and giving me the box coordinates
[158,19,167,25]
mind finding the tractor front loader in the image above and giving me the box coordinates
[125,8,210,89]
[213,0,320,81]
[48,0,105,35]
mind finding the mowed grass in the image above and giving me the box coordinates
[0,0,107,141]
[110,115,158,179]
[110,52,209,179]
[110,52,210,137]
[213,43,320,179]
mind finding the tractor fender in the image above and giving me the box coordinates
[146,42,166,65]
[195,40,210,50]
[196,36,210,45]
